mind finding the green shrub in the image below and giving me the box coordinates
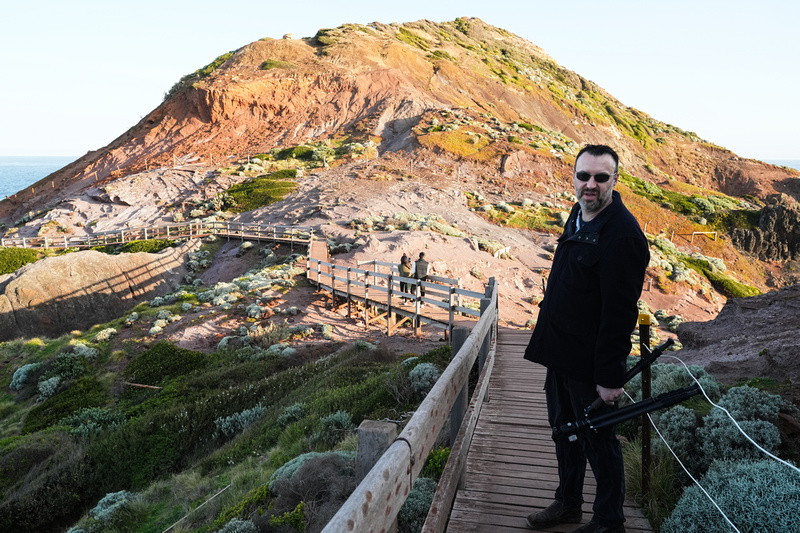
[124,341,208,386]
[215,483,271,528]
[269,501,305,530]
[225,170,298,213]
[312,28,337,46]
[88,414,183,489]
[24,377,107,433]
[0,431,99,532]
[0,247,40,274]
[53,352,88,380]
[260,59,296,70]
[661,460,800,533]
[277,403,305,427]
[311,410,355,449]
[92,239,175,255]
[707,209,760,232]
[421,447,450,480]
[704,270,761,298]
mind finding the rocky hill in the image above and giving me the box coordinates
[2,16,799,348]
[2,17,800,533]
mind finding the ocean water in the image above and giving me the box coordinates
[0,156,76,198]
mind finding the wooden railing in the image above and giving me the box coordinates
[0,221,314,250]
[322,278,499,532]
[306,257,485,338]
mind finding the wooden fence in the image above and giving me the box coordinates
[306,257,485,339]
[321,278,499,532]
[0,221,314,250]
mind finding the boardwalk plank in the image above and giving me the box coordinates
[445,327,653,533]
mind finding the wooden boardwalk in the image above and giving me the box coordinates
[447,329,653,533]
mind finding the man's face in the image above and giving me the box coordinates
[573,152,618,218]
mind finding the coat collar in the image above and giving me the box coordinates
[558,190,623,244]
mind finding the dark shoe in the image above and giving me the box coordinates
[526,500,582,529]
[569,521,625,533]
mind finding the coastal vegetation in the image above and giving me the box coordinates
[0,246,39,274]
[0,256,456,531]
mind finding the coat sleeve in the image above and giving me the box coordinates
[592,232,650,388]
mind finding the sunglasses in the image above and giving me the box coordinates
[575,171,617,183]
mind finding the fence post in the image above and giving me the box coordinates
[363,278,370,330]
[355,420,398,483]
[414,282,421,338]
[479,297,492,375]
[448,286,456,341]
[450,327,471,451]
[387,273,394,336]
[330,260,336,307]
[347,267,352,318]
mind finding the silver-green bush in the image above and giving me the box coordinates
[409,362,441,396]
[661,460,800,533]
[10,363,42,391]
[89,490,132,522]
[398,477,438,533]
[218,518,258,533]
[37,376,61,401]
[214,404,266,438]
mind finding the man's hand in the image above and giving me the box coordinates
[597,385,624,405]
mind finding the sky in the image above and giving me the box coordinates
[1,0,798,161]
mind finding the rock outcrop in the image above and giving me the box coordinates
[676,283,800,386]
[731,194,800,261]
[0,241,199,341]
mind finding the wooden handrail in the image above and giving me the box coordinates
[322,279,499,532]
[0,221,315,250]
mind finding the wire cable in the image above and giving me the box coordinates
[624,387,740,532]
[662,354,800,475]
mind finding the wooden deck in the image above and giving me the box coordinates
[447,329,653,532]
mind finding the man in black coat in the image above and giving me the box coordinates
[524,145,649,533]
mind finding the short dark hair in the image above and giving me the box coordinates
[419,252,425,259]
[575,144,619,172]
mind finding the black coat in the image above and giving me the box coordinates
[524,191,649,388]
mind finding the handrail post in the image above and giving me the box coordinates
[414,281,421,338]
[479,297,492,375]
[364,278,370,330]
[347,267,352,318]
[450,327,471,451]
[330,259,336,307]
[639,313,652,501]
[387,273,394,336]
[448,286,456,342]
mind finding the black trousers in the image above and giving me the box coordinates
[545,369,626,527]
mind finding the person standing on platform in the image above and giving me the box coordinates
[398,253,413,302]
[412,252,430,305]
[523,145,649,533]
